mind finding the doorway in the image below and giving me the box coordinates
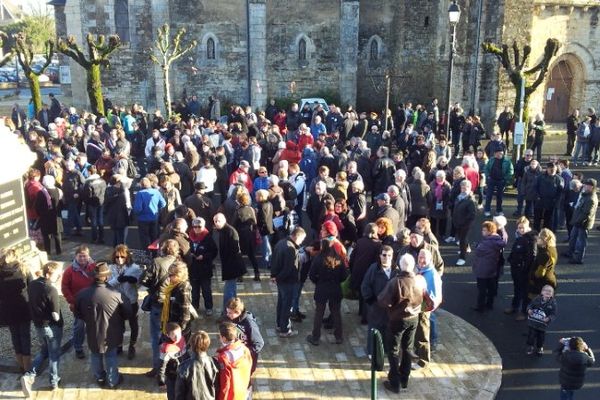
[544,60,573,123]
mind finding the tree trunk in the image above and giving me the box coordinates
[163,66,171,117]
[87,64,105,116]
[511,86,531,162]
[27,72,42,115]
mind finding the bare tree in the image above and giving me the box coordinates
[0,32,14,67]
[58,33,121,116]
[14,33,54,115]
[149,24,197,117]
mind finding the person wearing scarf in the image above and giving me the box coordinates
[428,170,451,240]
[35,175,64,255]
[160,262,192,338]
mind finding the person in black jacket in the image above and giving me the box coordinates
[224,297,265,375]
[162,262,192,337]
[555,336,595,399]
[75,262,132,388]
[505,218,538,320]
[232,192,260,281]
[82,165,107,244]
[103,175,129,246]
[270,227,306,338]
[0,249,32,374]
[350,224,382,324]
[21,262,64,395]
[62,159,85,236]
[306,239,348,346]
[372,146,396,201]
[256,189,275,269]
[175,331,218,400]
[35,175,63,255]
[189,217,218,316]
[214,213,247,310]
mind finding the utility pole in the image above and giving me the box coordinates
[384,71,390,132]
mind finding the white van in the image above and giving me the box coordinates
[300,98,330,114]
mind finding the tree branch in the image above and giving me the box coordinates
[512,41,520,70]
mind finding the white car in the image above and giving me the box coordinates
[300,98,330,114]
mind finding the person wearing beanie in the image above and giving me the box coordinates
[75,262,132,389]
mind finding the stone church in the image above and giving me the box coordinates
[51,0,600,126]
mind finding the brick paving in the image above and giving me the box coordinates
[0,240,501,399]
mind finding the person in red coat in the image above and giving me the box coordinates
[61,245,95,359]
[229,161,253,193]
[24,168,44,224]
[215,322,252,400]
[297,125,314,151]
[280,140,301,165]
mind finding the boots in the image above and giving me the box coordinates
[128,344,136,360]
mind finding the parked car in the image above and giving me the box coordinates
[300,97,330,114]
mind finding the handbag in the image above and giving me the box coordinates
[341,275,359,300]
[140,294,152,312]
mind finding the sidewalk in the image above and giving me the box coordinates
[0,240,502,399]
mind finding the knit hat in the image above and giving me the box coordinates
[322,220,338,237]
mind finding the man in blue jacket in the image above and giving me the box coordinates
[133,177,166,248]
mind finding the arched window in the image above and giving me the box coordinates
[114,0,130,42]
[207,38,215,60]
[370,40,379,61]
[298,38,307,61]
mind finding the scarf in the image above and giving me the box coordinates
[161,282,178,334]
[71,258,93,278]
[434,180,444,201]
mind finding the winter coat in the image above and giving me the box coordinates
[374,205,400,235]
[271,237,301,284]
[256,200,274,236]
[507,230,537,274]
[133,187,166,222]
[140,254,176,306]
[408,179,430,217]
[377,271,425,322]
[229,310,264,373]
[528,245,557,299]
[166,281,192,332]
[28,276,63,328]
[175,353,218,400]
[556,347,595,390]
[103,185,129,229]
[570,190,598,230]
[452,193,477,229]
[214,340,252,400]
[75,282,132,353]
[62,169,85,203]
[527,295,557,331]
[189,229,218,280]
[520,166,542,202]
[217,224,247,281]
[0,265,32,325]
[35,187,63,235]
[309,254,348,304]
[484,156,514,183]
[428,180,451,219]
[535,173,564,209]
[472,234,507,279]
[361,263,400,327]
[61,262,95,308]
[372,157,396,194]
[349,237,382,290]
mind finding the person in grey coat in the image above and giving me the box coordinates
[75,262,132,388]
[361,245,400,356]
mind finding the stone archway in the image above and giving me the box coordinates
[543,53,586,123]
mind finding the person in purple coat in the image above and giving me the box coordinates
[471,221,508,312]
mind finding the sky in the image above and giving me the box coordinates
[21,0,52,15]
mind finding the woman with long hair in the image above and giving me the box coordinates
[233,192,260,281]
[108,244,142,358]
[527,228,557,301]
[161,261,192,338]
[306,239,348,345]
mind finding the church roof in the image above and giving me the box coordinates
[47,0,66,6]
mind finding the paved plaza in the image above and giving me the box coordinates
[0,240,501,400]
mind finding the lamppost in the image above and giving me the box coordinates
[445,0,461,139]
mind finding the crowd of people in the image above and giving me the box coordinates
[0,93,597,399]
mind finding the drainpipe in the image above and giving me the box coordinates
[470,0,484,115]
[246,0,252,106]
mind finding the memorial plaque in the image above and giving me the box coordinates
[0,179,29,250]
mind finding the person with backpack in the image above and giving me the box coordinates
[82,165,107,244]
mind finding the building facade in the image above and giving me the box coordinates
[53,0,600,125]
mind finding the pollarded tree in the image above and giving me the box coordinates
[14,33,54,115]
[149,24,197,117]
[57,33,121,116]
[482,38,560,155]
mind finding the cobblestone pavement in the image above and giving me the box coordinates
[0,240,501,399]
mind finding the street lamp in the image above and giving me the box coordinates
[445,0,461,139]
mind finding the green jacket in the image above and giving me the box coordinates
[570,190,598,230]
[484,157,514,184]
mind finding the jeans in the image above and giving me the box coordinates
[65,201,82,235]
[9,321,31,355]
[127,303,139,345]
[484,179,505,213]
[429,310,438,346]
[451,129,462,155]
[568,226,589,262]
[222,279,238,311]
[516,192,525,214]
[261,234,272,268]
[530,138,544,161]
[190,277,213,311]
[291,281,304,313]
[149,304,162,369]
[572,141,588,164]
[90,347,119,386]
[138,220,159,250]
[386,317,418,390]
[28,325,63,386]
[476,277,498,309]
[590,142,600,162]
[560,388,575,400]
[72,317,85,352]
[87,204,104,241]
[276,282,296,333]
